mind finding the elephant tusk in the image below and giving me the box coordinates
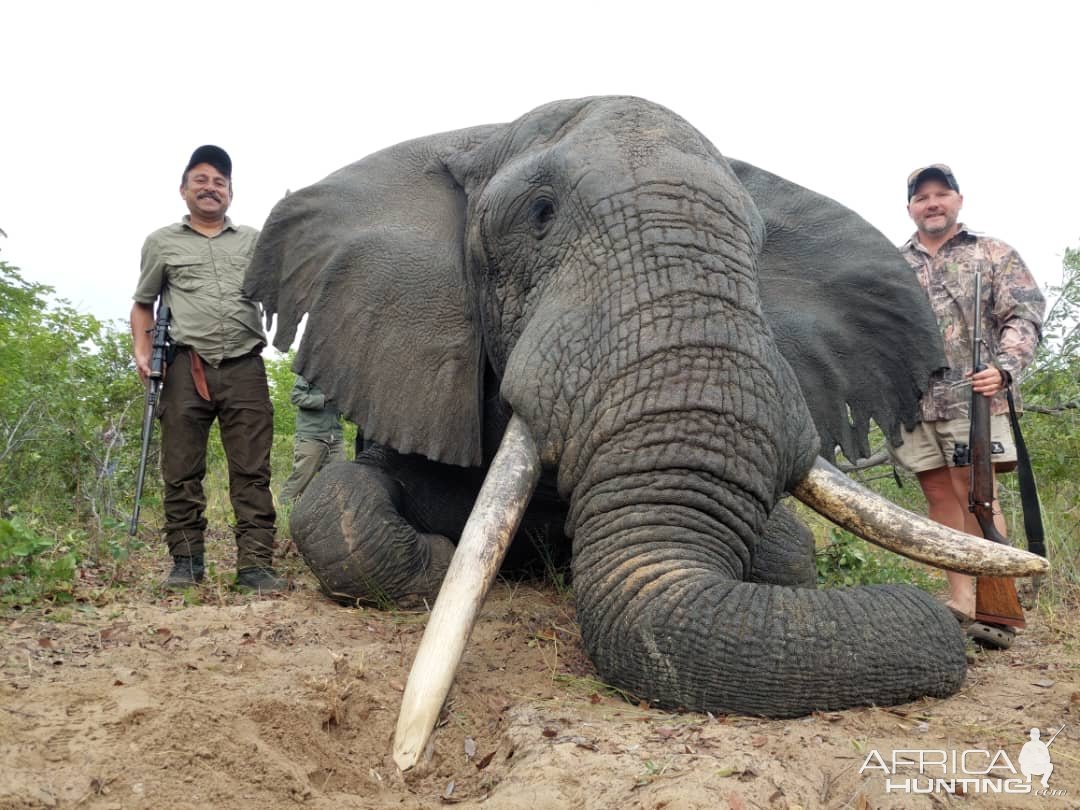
[792,456,1049,577]
[393,414,541,771]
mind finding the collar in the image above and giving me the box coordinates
[902,222,979,254]
[180,215,237,235]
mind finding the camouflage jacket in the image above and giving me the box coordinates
[900,225,1044,421]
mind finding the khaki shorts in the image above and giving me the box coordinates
[890,414,1016,474]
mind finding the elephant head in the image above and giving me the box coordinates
[245,97,1045,766]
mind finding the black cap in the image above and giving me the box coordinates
[184,145,232,179]
[907,164,959,201]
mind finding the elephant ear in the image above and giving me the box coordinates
[245,125,502,467]
[729,160,946,462]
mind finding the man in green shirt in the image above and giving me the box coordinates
[280,375,346,506]
[131,145,284,593]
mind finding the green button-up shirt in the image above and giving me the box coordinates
[134,216,267,367]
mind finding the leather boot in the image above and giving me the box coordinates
[235,567,288,593]
[164,555,205,588]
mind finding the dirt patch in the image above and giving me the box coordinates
[2,567,1079,809]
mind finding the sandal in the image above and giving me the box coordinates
[967,621,1016,650]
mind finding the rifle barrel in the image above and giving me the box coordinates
[129,305,170,535]
[1045,723,1066,748]
[129,388,157,534]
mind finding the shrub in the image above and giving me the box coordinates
[0,517,77,607]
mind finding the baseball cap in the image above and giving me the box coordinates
[184,145,232,179]
[907,164,959,200]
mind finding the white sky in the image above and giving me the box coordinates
[2,2,1076,337]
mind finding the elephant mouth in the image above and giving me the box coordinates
[391,417,1049,769]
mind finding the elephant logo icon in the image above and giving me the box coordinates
[1019,724,1064,789]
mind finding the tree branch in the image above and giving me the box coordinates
[835,448,892,472]
[1025,400,1080,415]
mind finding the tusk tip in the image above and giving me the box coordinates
[394,723,435,772]
[393,749,418,772]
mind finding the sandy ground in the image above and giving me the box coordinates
[2,565,1079,810]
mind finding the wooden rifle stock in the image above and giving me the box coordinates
[968,274,1025,629]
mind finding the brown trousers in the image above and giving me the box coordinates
[158,350,276,569]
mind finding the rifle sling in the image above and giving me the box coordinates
[1006,388,1046,558]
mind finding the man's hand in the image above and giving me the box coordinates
[967,366,1008,397]
[134,352,151,385]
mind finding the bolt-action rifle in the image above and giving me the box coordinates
[129,305,171,535]
[966,275,1025,631]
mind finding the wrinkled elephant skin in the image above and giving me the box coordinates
[244,97,1044,733]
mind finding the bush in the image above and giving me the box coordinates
[0,517,77,607]
[0,261,145,540]
[814,526,942,590]
[1012,246,1080,602]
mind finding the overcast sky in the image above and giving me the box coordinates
[2,2,1076,339]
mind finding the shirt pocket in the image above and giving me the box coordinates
[166,254,214,293]
[217,255,253,300]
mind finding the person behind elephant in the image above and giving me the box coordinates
[891,164,1044,626]
[130,144,285,593]
[280,374,345,506]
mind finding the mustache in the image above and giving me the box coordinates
[197,191,223,201]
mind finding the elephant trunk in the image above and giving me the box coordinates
[568,426,968,716]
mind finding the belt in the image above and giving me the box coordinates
[172,344,263,362]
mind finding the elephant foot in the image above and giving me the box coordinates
[395,532,456,608]
[291,461,456,607]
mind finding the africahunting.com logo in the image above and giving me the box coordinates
[859,724,1066,798]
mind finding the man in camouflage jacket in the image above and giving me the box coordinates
[892,164,1045,627]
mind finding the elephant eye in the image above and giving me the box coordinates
[527,197,557,239]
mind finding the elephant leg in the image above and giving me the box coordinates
[749,501,817,588]
[290,448,458,607]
